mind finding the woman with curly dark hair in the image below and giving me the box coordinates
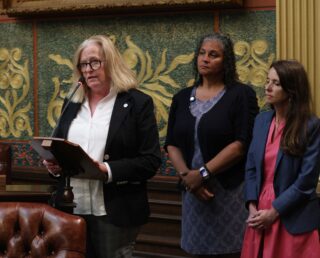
[165,33,259,257]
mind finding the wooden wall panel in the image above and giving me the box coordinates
[277,0,320,116]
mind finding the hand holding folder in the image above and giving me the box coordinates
[31,137,107,181]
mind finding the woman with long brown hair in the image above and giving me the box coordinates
[241,60,320,258]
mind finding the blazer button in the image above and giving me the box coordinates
[104,154,110,160]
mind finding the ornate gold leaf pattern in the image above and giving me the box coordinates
[0,48,32,137]
[47,54,74,127]
[235,39,275,107]
[122,36,194,138]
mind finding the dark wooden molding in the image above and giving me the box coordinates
[11,167,55,184]
[2,0,243,17]
[0,143,11,184]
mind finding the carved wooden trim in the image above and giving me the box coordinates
[0,0,5,14]
[4,0,243,16]
[0,143,11,184]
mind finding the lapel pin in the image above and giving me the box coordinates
[190,96,195,102]
[123,103,128,108]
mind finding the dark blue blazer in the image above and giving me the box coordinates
[245,110,320,234]
[53,89,161,227]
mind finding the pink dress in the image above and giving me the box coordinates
[241,118,320,258]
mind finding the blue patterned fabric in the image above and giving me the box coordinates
[181,180,247,255]
[190,86,226,168]
[181,87,247,255]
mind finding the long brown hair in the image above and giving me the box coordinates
[271,60,312,156]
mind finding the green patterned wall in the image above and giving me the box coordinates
[0,22,34,139]
[220,11,276,109]
[0,10,275,176]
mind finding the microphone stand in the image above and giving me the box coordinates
[50,77,84,213]
[51,79,83,137]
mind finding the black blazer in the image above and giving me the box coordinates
[53,89,161,227]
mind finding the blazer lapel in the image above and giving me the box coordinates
[106,92,131,148]
[274,149,284,177]
[256,111,274,172]
[56,102,82,138]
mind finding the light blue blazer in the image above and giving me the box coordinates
[245,110,320,234]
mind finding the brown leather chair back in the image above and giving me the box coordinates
[0,202,86,258]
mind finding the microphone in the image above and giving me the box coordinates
[50,77,85,137]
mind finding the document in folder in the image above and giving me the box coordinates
[30,137,101,176]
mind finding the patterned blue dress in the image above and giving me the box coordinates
[181,87,248,255]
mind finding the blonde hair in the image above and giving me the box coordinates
[69,35,137,102]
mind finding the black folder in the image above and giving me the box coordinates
[30,137,101,177]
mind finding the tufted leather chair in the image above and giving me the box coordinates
[0,202,86,258]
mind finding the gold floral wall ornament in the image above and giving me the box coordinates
[48,35,195,139]
[122,36,194,138]
[47,54,73,128]
[234,40,275,107]
[0,47,32,137]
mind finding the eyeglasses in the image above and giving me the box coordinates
[77,60,103,72]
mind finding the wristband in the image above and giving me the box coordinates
[203,164,211,174]
[199,166,210,181]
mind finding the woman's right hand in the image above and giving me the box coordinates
[43,160,62,177]
[193,185,215,201]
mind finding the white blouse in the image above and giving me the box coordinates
[67,88,117,215]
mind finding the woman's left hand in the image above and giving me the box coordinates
[92,160,109,174]
[246,206,279,230]
[181,169,202,192]
[43,159,62,177]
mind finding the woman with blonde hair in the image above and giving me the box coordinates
[70,35,137,102]
[44,35,161,258]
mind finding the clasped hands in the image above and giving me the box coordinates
[180,169,214,201]
[246,203,279,230]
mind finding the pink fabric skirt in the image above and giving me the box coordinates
[241,184,320,258]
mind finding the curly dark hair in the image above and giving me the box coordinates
[193,33,238,87]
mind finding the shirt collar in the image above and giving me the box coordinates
[83,87,117,108]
